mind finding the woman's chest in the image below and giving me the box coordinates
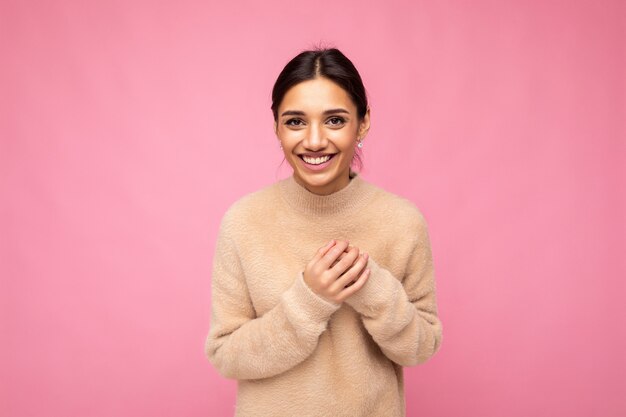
[236,218,408,316]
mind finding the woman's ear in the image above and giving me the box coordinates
[359,107,371,138]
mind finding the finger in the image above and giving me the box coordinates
[318,240,349,270]
[337,268,370,302]
[333,253,368,291]
[328,242,355,272]
[312,240,336,264]
[329,246,360,276]
[330,249,350,268]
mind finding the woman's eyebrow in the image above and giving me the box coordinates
[280,108,350,117]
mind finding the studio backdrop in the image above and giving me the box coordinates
[1,1,624,416]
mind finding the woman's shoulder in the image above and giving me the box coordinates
[217,181,281,235]
[367,184,432,253]
[364,179,429,229]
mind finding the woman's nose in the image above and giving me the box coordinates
[304,124,326,149]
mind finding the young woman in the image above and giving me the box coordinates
[205,47,443,417]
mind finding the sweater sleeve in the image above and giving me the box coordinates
[344,214,443,367]
[204,220,342,381]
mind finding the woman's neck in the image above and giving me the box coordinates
[278,170,376,217]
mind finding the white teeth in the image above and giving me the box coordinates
[302,154,332,165]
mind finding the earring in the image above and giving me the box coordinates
[279,141,283,149]
[357,139,364,148]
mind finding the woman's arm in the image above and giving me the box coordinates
[204,221,341,380]
[344,214,443,367]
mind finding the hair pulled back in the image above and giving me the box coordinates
[271,47,368,121]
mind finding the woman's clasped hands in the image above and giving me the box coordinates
[303,239,370,304]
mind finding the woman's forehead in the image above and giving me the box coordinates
[280,78,355,114]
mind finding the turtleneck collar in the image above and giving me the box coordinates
[278,171,377,217]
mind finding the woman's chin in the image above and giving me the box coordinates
[293,165,352,193]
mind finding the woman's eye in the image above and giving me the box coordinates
[285,118,303,126]
[328,117,345,126]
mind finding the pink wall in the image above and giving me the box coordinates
[1,1,624,416]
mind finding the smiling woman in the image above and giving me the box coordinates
[205,46,443,417]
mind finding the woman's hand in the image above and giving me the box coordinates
[303,240,370,304]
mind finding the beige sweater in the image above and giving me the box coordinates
[204,172,443,417]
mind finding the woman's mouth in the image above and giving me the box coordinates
[298,153,336,171]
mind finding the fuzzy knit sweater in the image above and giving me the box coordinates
[204,171,443,417]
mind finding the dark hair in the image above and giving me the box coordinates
[271,45,368,174]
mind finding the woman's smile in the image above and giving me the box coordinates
[298,153,337,170]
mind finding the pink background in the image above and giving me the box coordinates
[1,1,624,416]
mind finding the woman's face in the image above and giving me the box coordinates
[274,77,370,196]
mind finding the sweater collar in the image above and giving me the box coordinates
[278,171,376,217]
